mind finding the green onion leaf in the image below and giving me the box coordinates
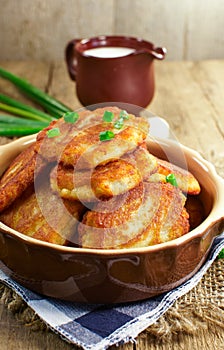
[0,124,44,137]
[46,127,60,138]
[0,114,49,126]
[166,173,178,187]
[63,111,79,123]
[99,130,115,141]
[103,110,114,122]
[0,102,54,123]
[0,67,72,117]
[114,118,124,129]
[0,93,54,122]
[119,110,129,120]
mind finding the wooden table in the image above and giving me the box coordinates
[0,60,224,350]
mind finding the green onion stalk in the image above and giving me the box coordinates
[0,102,54,123]
[0,67,73,117]
[0,94,54,122]
[0,123,47,137]
[0,66,75,136]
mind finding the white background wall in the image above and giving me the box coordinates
[0,0,224,61]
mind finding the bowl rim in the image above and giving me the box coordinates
[0,134,224,256]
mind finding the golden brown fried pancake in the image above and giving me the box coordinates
[0,143,45,213]
[60,117,149,169]
[35,106,149,166]
[151,158,201,195]
[0,107,199,249]
[79,182,189,249]
[35,109,106,162]
[0,176,85,245]
[123,145,158,179]
[50,144,158,202]
[50,158,142,202]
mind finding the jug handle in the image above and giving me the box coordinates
[65,39,81,81]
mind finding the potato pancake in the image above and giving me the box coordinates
[153,158,201,194]
[35,106,149,167]
[50,144,157,202]
[0,144,45,213]
[0,106,201,249]
[0,175,85,245]
[79,182,189,249]
[50,158,142,202]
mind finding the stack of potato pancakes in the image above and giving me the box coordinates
[0,107,203,249]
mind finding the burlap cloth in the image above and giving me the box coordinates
[0,137,224,341]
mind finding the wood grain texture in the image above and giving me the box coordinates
[47,61,82,111]
[0,0,224,61]
[115,0,224,61]
[0,59,224,349]
[150,60,224,175]
[114,0,187,60]
[0,0,114,61]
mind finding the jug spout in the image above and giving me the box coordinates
[150,46,167,60]
[140,46,167,60]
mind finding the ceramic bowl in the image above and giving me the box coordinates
[0,134,224,303]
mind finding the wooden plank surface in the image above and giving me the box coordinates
[115,0,224,61]
[0,0,115,61]
[1,0,224,61]
[0,60,224,349]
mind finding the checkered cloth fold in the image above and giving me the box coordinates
[0,232,223,350]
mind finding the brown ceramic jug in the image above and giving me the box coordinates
[65,35,166,107]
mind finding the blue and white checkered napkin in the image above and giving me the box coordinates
[1,233,224,350]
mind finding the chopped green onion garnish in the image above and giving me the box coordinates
[63,111,79,123]
[166,173,178,187]
[119,110,129,119]
[114,118,124,129]
[99,130,115,141]
[113,110,129,130]
[103,110,114,122]
[218,249,224,259]
[46,127,60,138]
